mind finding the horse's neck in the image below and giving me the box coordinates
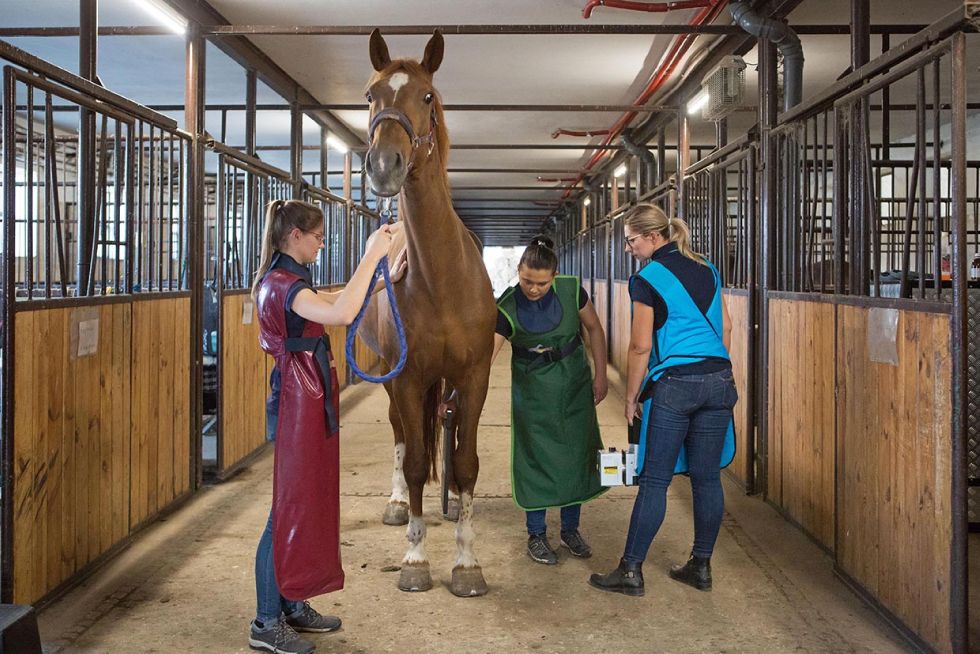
[399,160,467,281]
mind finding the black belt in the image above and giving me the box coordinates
[284,335,338,435]
[513,335,582,372]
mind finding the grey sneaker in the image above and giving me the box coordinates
[284,601,342,633]
[527,534,559,565]
[560,530,593,558]
[248,619,315,654]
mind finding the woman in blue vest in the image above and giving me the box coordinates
[589,203,736,597]
[493,236,608,565]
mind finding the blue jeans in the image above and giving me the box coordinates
[255,511,303,623]
[623,368,737,564]
[526,504,582,537]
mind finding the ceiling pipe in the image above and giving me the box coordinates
[620,127,657,192]
[729,0,803,111]
[583,0,713,20]
[560,0,727,200]
[551,128,612,139]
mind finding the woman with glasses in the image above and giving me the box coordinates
[248,199,404,654]
[589,203,736,597]
[492,235,609,566]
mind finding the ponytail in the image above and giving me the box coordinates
[519,234,558,273]
[251,199,324,300]
[623,202,704,265]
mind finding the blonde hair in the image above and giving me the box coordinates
[623,202,703,264]
[251,199,324,299]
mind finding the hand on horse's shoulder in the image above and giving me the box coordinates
[389,246,408,284]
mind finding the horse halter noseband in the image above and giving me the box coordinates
[368,106,438,166]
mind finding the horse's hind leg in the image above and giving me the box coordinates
[449,372,491,597]
[382,385,410,526]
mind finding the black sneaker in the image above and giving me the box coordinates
[527,534,559,565]
[560,530,593,558]
[284,601,342,633]
[248,619,315,654]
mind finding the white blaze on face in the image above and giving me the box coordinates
[404,515,428,564]
[389,443,408,504]
[454,492,478,569]
[387,72,410,97]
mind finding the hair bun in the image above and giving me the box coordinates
[529,234,555,250]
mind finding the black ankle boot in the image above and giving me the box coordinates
[668,554,712,591]
[588,558,644,597]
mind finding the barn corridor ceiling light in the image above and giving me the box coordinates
[613,164,628,178]
[134,0,187,35]
[687,91,709,115]
[583,197,592,206]
[326,134,349,154]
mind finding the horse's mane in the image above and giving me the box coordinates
[366,59,451,168]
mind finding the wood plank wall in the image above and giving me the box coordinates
[723,291,752,488]
[12,297,190,604]
[610,281,631,373]
[219,293,272,474]
[766,298,836,550]
[592,279,609,337]
[836,305,952,653]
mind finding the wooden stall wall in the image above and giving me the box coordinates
[219,293,272,474]
[723,291,752,488]
[766,298,836,550]
[610,281,631,373]
[129,297,192,528]
[592,279,609,338]
[836,306,952,653]
[11,297,190,604]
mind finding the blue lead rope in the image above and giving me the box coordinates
[345,256,407,383]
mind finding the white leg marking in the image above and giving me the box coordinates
[454,492,479,569]
[404,516,428,564]
[387,72,409,96]
[389,443,408,504]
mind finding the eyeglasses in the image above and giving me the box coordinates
[624,234,642,248]
[304,230,325,244]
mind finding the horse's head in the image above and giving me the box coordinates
[364,29,446,197]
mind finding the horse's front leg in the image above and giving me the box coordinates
[382,385,410,526]
[448,367,491,597]
[391,377,433,592]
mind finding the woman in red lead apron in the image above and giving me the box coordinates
[248,199,402,654]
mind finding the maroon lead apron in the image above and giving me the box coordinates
[256,268,344,600]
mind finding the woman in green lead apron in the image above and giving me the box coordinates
[493,236,608,565]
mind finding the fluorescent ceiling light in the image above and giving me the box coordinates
[613,164,627,178]
[687,91,709,115]
[583,196,592,206]
[326,134,349,154]
[135,0,187,35]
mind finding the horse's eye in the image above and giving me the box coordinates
[365,91,373,103]
[424,92,434,104]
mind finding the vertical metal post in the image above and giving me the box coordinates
[677,111,689,221]
[290,100,303,197]
[948,30,967,654]
[1,67,17,604]
[186,22,206,491]
[757,38,777,498]
[851,0,871,297]
[656,130,666,189]
[77,0,98,295]
[745,144,758,494]
[881,34,891,160]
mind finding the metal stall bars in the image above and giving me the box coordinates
[763,9,977,651]
[1,47,194,606]
[204,139,292,480]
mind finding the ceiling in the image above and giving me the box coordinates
[2,0,970,245]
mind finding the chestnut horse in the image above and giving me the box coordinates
[359,29,496,597]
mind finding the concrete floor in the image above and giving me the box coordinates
[38,351,913,654]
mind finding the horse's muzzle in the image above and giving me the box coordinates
[366,146,407,197]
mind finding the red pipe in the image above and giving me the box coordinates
[551,128,612,139]
[563,0,726,199]
[582,0,713,20]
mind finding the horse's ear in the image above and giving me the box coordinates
[421,29,444,74]
[369,29,391,72]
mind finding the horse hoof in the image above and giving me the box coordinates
[398,563,432,592]
[382,501,409,526]
[450,565,488,597]
[443,498,460,522]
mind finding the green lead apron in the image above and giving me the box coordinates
[497,276,606,511]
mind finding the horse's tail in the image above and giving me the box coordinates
[422,380,443,484]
